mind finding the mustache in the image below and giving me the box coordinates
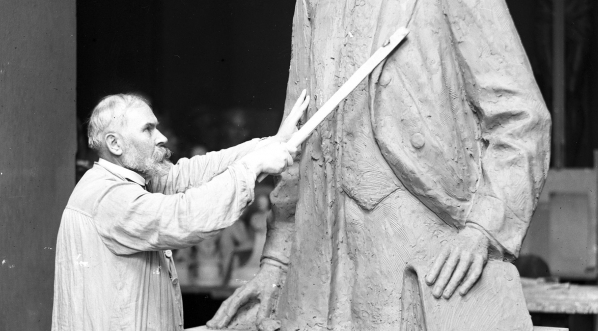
[154,146,172,161]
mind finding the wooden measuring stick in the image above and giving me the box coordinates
[258,26,409,182]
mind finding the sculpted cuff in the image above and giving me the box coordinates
[465,193,521,261]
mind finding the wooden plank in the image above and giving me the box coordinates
[522,278,598,314]
[186,327,248,331]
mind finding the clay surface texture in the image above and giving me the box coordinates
[209,0,551,330]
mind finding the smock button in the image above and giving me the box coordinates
[172,278,179,285]
[164,250,172,258]
[410,133,425,149]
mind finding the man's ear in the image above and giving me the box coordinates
[105,133,123,156]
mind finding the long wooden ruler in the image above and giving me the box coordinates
[259,26,409,182]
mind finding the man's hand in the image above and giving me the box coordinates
[273,90,310,144]
[242,142,297,176]
[207,263,286,330]
[425,226,489,299]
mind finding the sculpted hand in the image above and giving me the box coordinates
[242,142,297,176]
[274,89,310,143]
[425,227,489,299]
[206,263,286,330]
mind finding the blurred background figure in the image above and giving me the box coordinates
[228,191,270,287]
[190,145,208,157]
[195,236,223,287]
[222,108,250,149]
[174,246,193,286]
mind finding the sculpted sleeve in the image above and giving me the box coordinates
[372,0,550,259]
[445,0,551,257]
[261,0,312,263]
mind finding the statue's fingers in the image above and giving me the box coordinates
[458,255,485,296]
[432,250,460,298]
[442,253,472,299]
[207,286,255,328]
[425,246,450,285]
[256,286,278,323]
[258,318,282,331]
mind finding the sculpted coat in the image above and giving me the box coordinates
[216,0,551,330]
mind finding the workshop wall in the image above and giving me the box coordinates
[0,1,76,330]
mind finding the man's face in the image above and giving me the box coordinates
[119,104,172,179]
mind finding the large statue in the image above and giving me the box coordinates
[207,0,551,330]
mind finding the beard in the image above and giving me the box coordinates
[121,143,173,179]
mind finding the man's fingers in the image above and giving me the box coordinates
[292,89,307,111]
[286,144,298,156]
[425,246,450,285]
[299,95,310,112]
[458,255,485,296]
[432,250,460,298]
[288,94,309,125]
[287,90,308,122]
[207,286,255,328]
[442,253,473,299]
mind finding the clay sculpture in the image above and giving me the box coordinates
[207,0,551,330]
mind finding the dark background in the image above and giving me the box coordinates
[77,0,296,158]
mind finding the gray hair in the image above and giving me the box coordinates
[87,94,150,151]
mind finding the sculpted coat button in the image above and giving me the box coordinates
[164,250,172,258]
[172,278,179,285]
[378,71,392,86]
[410,133,425,149]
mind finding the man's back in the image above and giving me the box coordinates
[52,164,183,331]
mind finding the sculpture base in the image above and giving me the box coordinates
[188,326,567,331]
[186,327,252,331]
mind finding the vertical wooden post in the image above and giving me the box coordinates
[0,1,76,329]
[552,0,566,168]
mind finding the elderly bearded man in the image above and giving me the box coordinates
[51,93,309,331]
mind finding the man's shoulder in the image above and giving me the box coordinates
[67,165,123,213]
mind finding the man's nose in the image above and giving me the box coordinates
[155,129,168,146]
